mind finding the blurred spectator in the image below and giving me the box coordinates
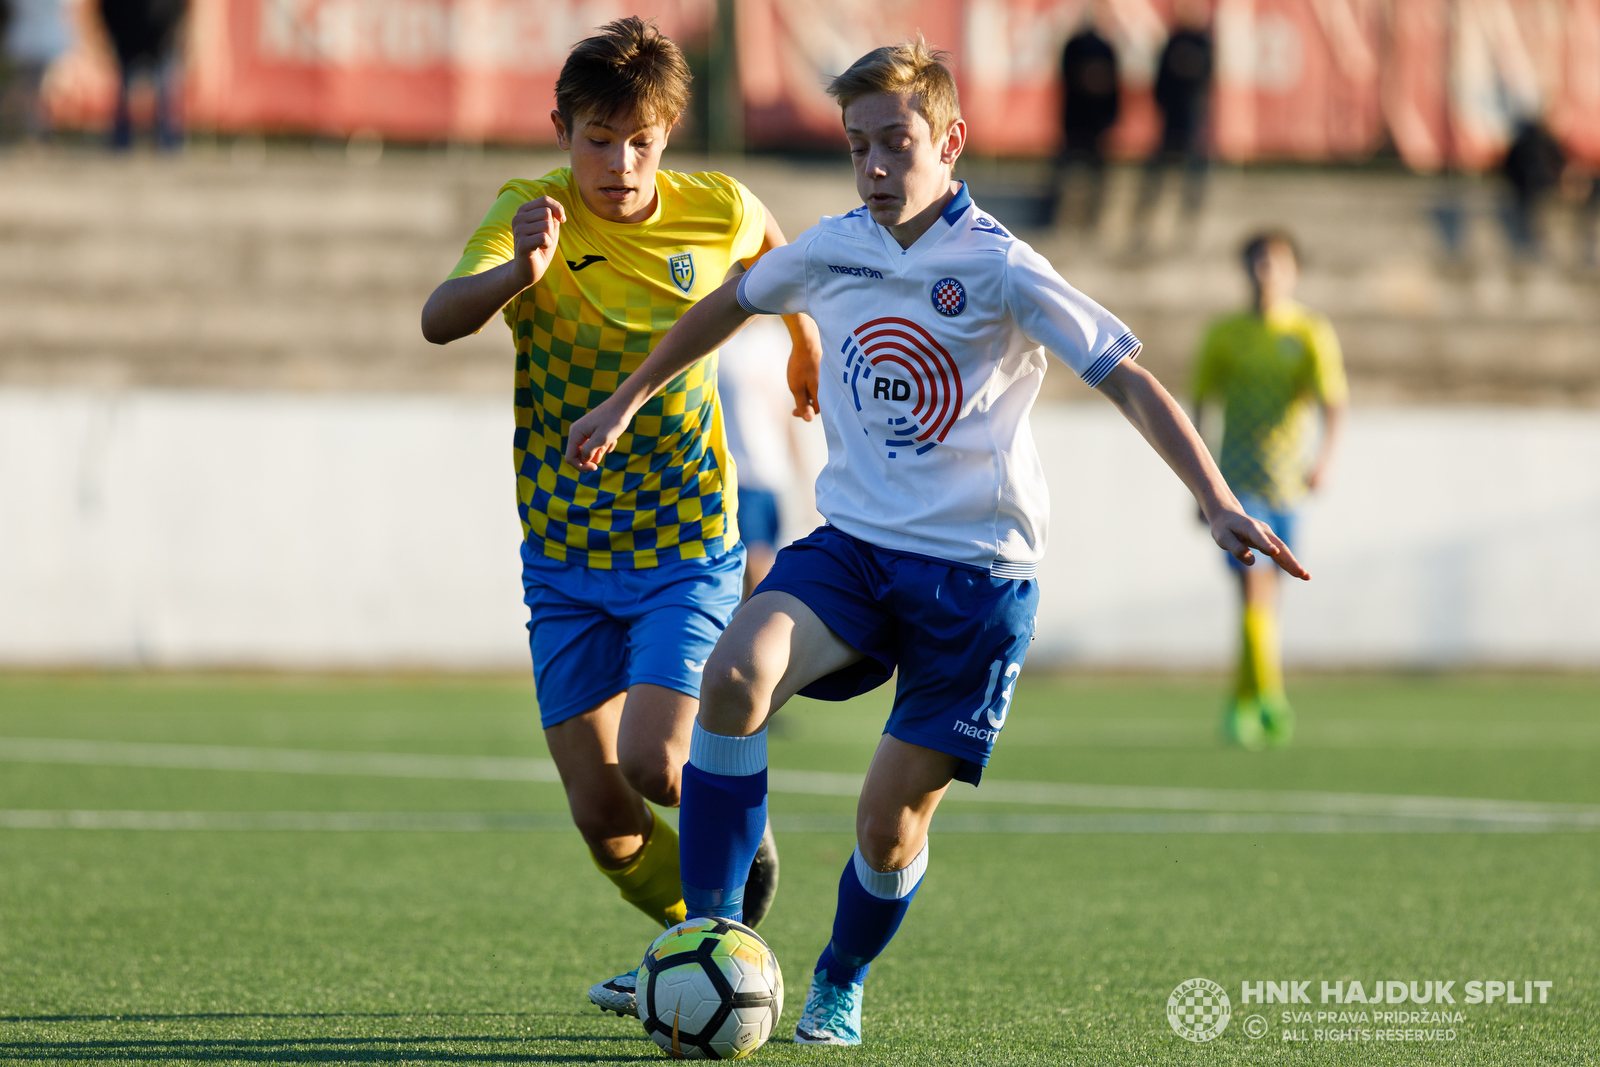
[1132,0,1212,248]
[99,0,185,149]
[2,0,72,142]
[717,315,807,599]
[1051,13,1119,229]
[1500,119,1565,260]
[1428,170,1469,262]
[1577,170,1600,268]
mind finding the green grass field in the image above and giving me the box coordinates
[0,672,1596,1065]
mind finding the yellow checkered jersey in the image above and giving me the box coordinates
[1192,302,1348,510]
[450,168,767,568]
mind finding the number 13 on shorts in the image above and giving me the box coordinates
[973,659,1021,730]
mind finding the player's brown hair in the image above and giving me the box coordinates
[555,17,691,130]
[827,36,962,138]
[1241,229,1301,270]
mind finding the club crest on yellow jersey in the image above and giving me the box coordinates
[670,252,695,293]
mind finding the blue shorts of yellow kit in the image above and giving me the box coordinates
[736,487,782,549]
[522,541,745,729]
[754,525,1038,785]
[1226,493,1297,573]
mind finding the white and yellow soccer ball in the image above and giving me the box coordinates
[639,916,784,1059]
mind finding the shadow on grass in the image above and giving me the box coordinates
[0,1013,555,1024]
[0,1015,658,1064]
[0,1034,651,1064]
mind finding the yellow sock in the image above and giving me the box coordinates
[1234,607,1258,703]
[1242,604,1285,703]
[593,811,687,929]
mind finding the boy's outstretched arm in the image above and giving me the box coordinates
[566,276,753,471]
[1095,359,1311,579]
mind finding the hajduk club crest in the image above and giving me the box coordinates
[930,276,966,316]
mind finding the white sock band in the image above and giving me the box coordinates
[852,841,928,901]
[688,722,768,777]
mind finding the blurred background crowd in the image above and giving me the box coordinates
[1,0,1597,673]
[5,0,1598,257]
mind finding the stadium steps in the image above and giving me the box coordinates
[0,145,1594,403]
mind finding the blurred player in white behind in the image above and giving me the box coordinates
[718,315,813,596]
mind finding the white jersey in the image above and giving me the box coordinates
[717,316,796,493]
[736,182,1140,577]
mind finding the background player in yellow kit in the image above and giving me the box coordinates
[1192,230,1346,748]
[419,17,820,1016]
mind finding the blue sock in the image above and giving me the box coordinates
[678,724,768,921]
[816,842,929,987]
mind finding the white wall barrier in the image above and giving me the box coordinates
[2,389,1596,670]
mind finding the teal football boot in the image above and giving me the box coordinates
[794,970,864,1045]
[587,967,638,1018]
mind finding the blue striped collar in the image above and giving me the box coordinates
[940,180,972,225]
[875,180,975,262]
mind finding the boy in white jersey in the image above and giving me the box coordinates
[567,39,1307,1046]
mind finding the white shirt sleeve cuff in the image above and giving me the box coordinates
[1080,331,1142,387]
[736,270,775,315]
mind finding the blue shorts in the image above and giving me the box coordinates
[522,542,745,729]
[737,487,782,549]
[754,526,1038,785]
[1226,494,1297,573]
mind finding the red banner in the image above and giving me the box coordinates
[737,0,1386,160]
[1382,0,1600,171]
[40,0,1600,168]
[737,0,963,149]
[50,0,713,142]
[1212,0,1384,162]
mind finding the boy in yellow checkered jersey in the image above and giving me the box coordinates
[420,17,822,1015]
[1193,230,1346,748]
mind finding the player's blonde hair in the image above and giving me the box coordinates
[827,36,962,139]
[555,16,690,130]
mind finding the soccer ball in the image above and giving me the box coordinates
[639,916,784,1059]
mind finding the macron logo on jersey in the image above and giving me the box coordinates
[841,317,964,459]
[828,264,884,279]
